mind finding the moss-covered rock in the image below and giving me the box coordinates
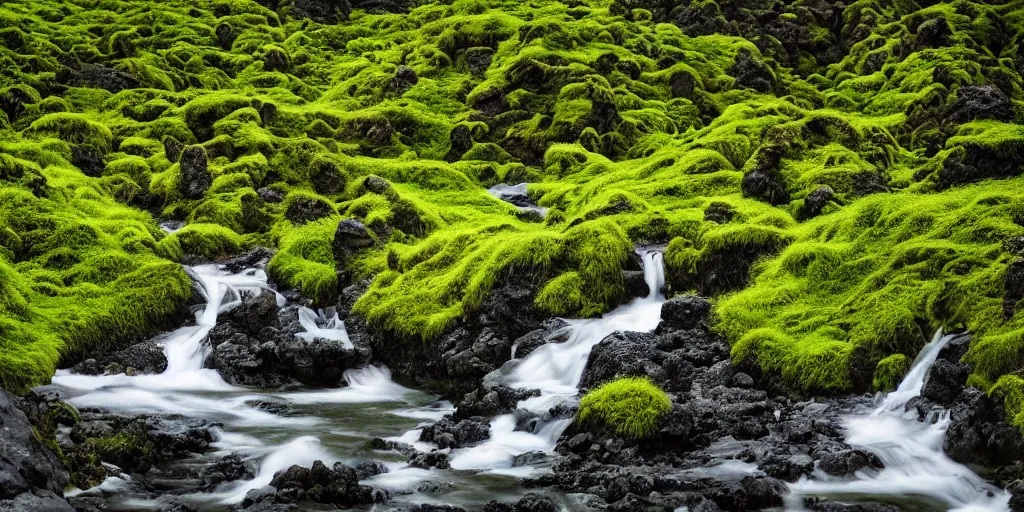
[577,377,672,439]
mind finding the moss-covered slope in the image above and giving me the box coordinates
[1,0,1024,426]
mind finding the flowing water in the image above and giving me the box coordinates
[449,249,666,471]
[486,183,549,217]
[787,331,1011,511]
[50,265,525,510]
[47,257,1012,511]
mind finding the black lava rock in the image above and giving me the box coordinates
[177,145,211,199]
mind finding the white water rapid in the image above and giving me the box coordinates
[449,248,666,471]
[50,264,441,508]
[487,182,549,217]
[787,330,1011,511]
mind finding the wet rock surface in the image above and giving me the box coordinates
[246,460,380,508]
[205,290,372,388]
[0,388,69,505]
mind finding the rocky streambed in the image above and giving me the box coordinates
[3,248,1024,512]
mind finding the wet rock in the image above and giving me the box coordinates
[944,387,1024,466]
[658,295,712,332]
[936,332,971,364]
[1009,481,1024,512]
[408,450,450,469]
[622,270,650,300]
[391,65,418,92]
[0,388,69,500]
[177,146,211,199]
[729,48,775,93]
[799,185,837,219]
[742,167,789,206]
[419,416,490,449]
[920,359,971,406]
[70,65,139,94]
[72,340,167,376]
[444,125,473,162]
[483,493,558,512]
[206,301,370,388]
[362,175,392,195]
[332,219,375,264]
[455,385,540,420]
[817,449,883,476]
[805,500,901,512]
[511,320,570,360]
[466,47,493,76]
[269,460,376,506]
[945,85,1015,124]
[353,461,388,480]
[219,247,276,274]
[284,195,334,224]
[937,136,1024,190]
[579,331,665,390]
[71,144,105,177]
[257,187,285,203]
[697,360,734,390]
[442,327,514,387]
[0,490,73,512]
[228,291,280,336]
[201,455,254,490]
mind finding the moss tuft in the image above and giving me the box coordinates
[577,377,672,439]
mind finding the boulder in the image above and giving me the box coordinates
[945,85,1015,124]
[622,270,650,300]
[920,359,971,406]
[658,295,712,332]
[799,185,836,219]
[269,460,376,506]
[332,219,375,264]
[729,48,775,93]
[817,449,883,476]
[284,196,334,224]
[944,388,1024,466]
[177,146,211,199]
[0,388,69,500]
[579,331,665,390]
[419,416,490,449]
[0,490,73,512]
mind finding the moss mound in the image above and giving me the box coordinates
[577,377,672,439]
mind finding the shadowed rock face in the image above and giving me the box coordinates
[0,389,69,502]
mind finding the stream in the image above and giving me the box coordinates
[46,255,1012,511]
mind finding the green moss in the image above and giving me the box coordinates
[166,223,244,260]
[1,0,1024,401]
[577,377,672,439]
[267,217,340,304]
[873,353,910,392]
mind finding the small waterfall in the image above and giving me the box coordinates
[487,182,549,217]
[787,331,1011,511]
[449,248,666,470]
[296,307,352,348]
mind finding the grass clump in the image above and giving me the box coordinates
[873,353,911,392]
[577,377,672,439]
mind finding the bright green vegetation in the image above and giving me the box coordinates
[873,354,911,392]
[1,0,1024,431]
[577,377,672,439]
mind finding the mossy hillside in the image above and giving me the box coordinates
[577,377,672,439]
[0,0,1024,413]
[0,142,192,393]
[716,180,1024,393]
